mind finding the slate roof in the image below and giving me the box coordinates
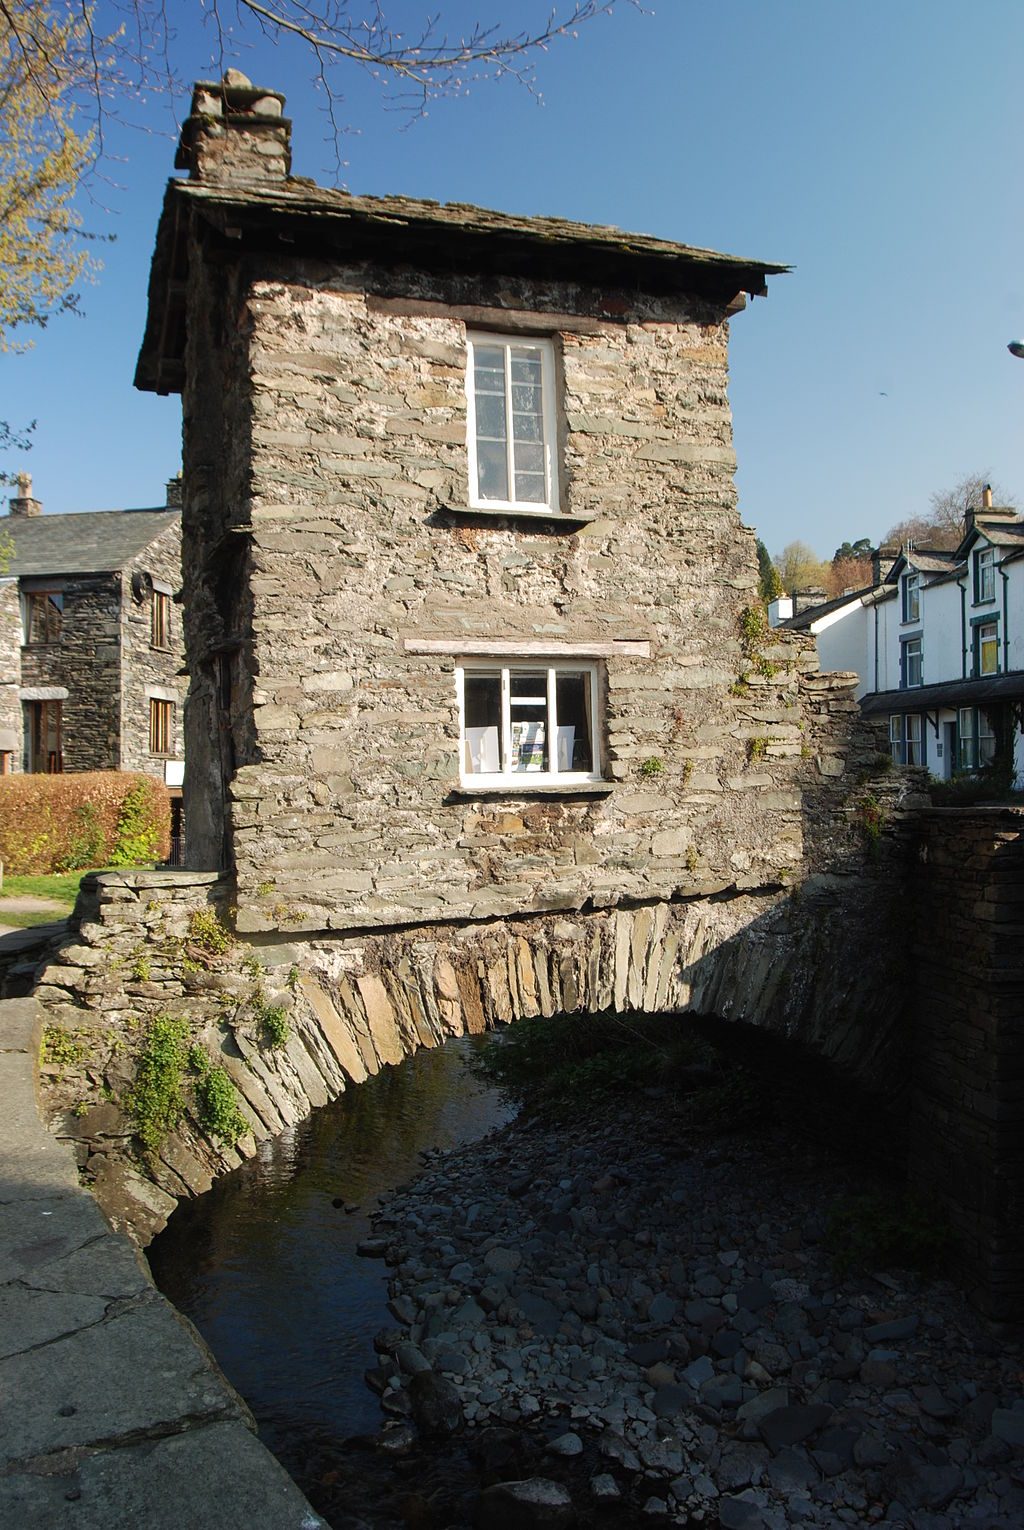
[137,176,789,393]
[783,585,875,630]
[861,672,1024,715]
[3,508,180,578]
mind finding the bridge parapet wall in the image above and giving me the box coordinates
[909,807,1024,1321]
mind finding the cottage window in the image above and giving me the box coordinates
[24,590,63,645]
[976,619,999,676]
[975,545,996,603]
[889,713,923,766]
[151,589,171,650]
[958,707,997,771]
[26,700,62,773]
[458,662,599,784]
[900,634,922,688]
[901,572,920,624]
[149,698,174,756]
[466,334,559,514]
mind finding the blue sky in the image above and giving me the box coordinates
[6,1,1024,560]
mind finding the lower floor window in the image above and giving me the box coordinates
[958,707,997,771]
[458,662,600,783]
[25,700,62,773]
[889,713,924,766]
[149,698,174,756]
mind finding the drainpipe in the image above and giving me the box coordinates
[958,575,968,679]
[1001,562,1009,671]
[873,602,880,694]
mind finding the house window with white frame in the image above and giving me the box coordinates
[901,571,920,624]
[975,545,996,604]
[976,619,999,677]
[458,662,599,784]
[958,707,997,771]
[466,334,559,513]
[889,713,924,766]
[901,634,922,688]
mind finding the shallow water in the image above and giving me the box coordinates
[147,1034,515,1473]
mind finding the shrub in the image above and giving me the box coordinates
[0,772,170,874]
[125,1016,189,1153]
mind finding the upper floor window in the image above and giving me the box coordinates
[458,661,600,785]
[466,334,559,514]
[975,545,996,604]
[901,634,922,688]
[151,588,171,650]
[24,590,63,645]
[975,619,999,677]
[901,571,920,624]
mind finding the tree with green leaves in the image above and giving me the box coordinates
[756,539,783,605]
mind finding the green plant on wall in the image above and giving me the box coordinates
[108,780,161,868]
[125,1016,189,1153]
[639,756,664,779]
[738,603,780,681]
[186,907,231,956]
[187,1045,247,1147]
[855,791,885,853]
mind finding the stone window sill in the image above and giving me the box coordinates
[440,505,596,529]
[449,781,614,800]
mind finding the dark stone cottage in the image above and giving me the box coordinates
[0,475,185,783]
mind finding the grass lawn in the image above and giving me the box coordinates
[0,871,88,908]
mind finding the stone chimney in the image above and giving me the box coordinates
[983,483,993,510]
[792,587,828,615]
[8,471,42,517]
[871,543,898,585]
[165,473,183,509]
[175,71,291,186]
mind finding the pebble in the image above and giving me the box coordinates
[367,1092,1024,1527]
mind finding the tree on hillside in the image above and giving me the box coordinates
[832,538,872,564]
[773,541,830,595]
[756,539,783,605]
[881,473,1018,552]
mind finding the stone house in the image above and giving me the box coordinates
[775,492,1024,781]
[0,476,186,797]
[135,74,808,933]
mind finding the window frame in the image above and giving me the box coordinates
[974,617,1000,677]
[149,697,174,756]
[889,713,924,767]
[25,699,62,773]
[150,588,172,650]
[901,571,920,624]
[23,588,64,646]
[958,706,998,771]
[456,659,602,787]
[974,545,996,604]
[466,332,560,516]
[900,633,923,689]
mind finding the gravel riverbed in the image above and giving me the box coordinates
[340,1088,1024,1530]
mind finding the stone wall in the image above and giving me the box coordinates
[0,583,21,766]
[908,808,1024,1322]
[179,251,892,935]
[120,521,187,776]
[21,574,122,772]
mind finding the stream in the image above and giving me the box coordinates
[147,1033,515,1509]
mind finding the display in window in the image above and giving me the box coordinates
[459,662,599,782]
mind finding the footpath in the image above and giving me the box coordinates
[0,995,326,1529]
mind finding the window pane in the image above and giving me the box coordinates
[463,673,501,774]
[474,392,507,441]
[510,351,542,381]
[515,474,547,503]
[474,346,506,373]
[556,672,593,772]
[510,669,549,771]
[475,440,509,501]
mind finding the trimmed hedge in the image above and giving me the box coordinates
[0,772,171,875]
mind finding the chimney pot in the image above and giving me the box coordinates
[9,472,42,517]
[175,75,291,185]
[983,484,994,509]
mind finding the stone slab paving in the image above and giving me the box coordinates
[0,996,326,1529]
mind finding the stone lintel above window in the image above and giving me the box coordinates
[403,637,651,659]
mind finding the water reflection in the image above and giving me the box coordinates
[148,1033,514,1463]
